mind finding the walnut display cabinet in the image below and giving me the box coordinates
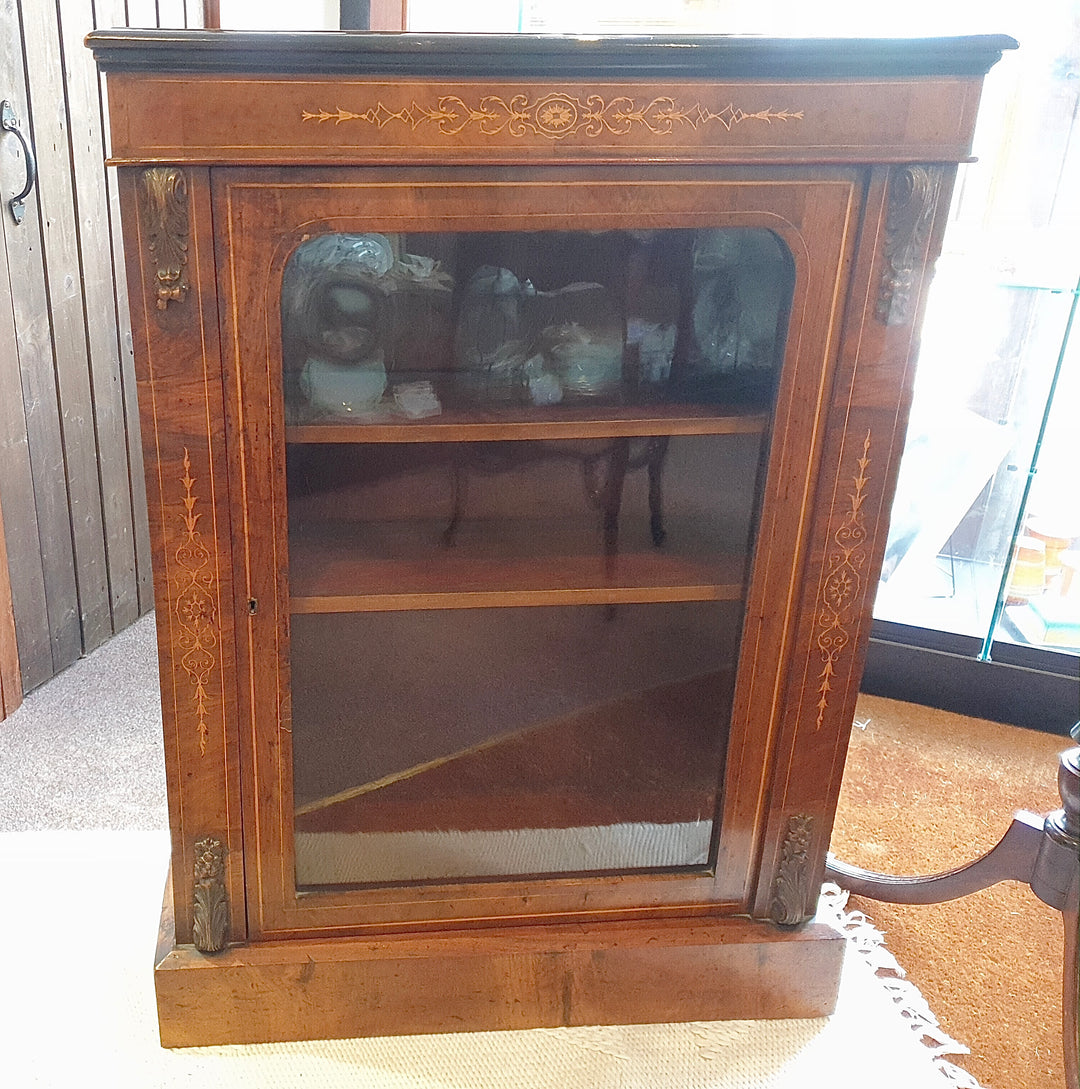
[88,30,1014,1047]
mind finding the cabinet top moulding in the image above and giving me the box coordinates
[86,31,1017,168]
[86,30,1016,78]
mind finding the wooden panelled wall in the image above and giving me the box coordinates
[0,1,205,716]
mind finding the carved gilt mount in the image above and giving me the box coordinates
[770,814,816,926]
[192,836,229,954]
[141,166,190,310]
[876,164,943,327]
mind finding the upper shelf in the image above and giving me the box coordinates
[285,402,770,444]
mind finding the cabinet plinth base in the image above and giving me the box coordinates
[154,909,845,1047]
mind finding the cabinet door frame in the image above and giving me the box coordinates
[213,163,863,940]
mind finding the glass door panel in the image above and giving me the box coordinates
[281,226,793,887]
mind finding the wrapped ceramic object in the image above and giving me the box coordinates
[392,380,442,418]
[283,233,394,331]
[454,267,528,364]
[453,266,532,400]
[300,355,387,417]
[529,282,623,400]
[523,353,563,406]
[689,273,740,375]
[626,318,677,390]
[540,322,623,400]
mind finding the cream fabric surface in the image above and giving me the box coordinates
[0,830,978,1089]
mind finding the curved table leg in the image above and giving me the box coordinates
[827,744,1079,1089]
[825,811,1044,904]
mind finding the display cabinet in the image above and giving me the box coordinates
[88,29,1014,1046]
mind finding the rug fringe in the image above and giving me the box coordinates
[820,883,984,1089]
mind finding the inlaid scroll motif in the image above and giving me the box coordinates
[302,95,803,141]
[176,449,217,756]
[815,431,871,730]
[770,814,815,926]
[192,836,228,954]
[875,165,943,327]
[141,166,190,310]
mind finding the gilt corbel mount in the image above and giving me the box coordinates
[141,166,190,311]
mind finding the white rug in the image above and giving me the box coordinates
[0,830,980,1089]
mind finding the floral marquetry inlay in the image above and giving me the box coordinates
[301,94,804,141]
[814,431,872,730]
[175,449,217,756]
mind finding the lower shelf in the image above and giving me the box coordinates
[154,906,845,1046]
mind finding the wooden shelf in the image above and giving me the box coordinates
[289,533,746,614]
[286,403,769,445]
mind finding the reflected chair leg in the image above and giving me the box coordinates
[442,456,467,547]
[647,436,669,546]
[599,438,630,570]
[587,439,630,621]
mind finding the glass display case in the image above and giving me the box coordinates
[89,28,1012,1047]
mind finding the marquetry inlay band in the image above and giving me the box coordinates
[301,94,804,141]
[175,449,217,756]
[140,166,190,310]
[814,430,872,730]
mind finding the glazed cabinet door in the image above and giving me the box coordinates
[214,165,863,940]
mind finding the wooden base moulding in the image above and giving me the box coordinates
[154,907,845,1047]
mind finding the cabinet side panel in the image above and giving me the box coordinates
[753,163,958,922]
[118,166,245,945]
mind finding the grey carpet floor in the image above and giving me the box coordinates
[0,613,168,831]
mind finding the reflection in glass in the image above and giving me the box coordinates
[291,604,740,884]
[281,228,792,420]
[281,228,793,887]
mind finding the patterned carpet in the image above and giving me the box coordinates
[833,693,1071,1089]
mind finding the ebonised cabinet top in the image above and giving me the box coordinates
[87,29,1017,79]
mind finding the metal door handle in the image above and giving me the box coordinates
[1,100,37,225]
